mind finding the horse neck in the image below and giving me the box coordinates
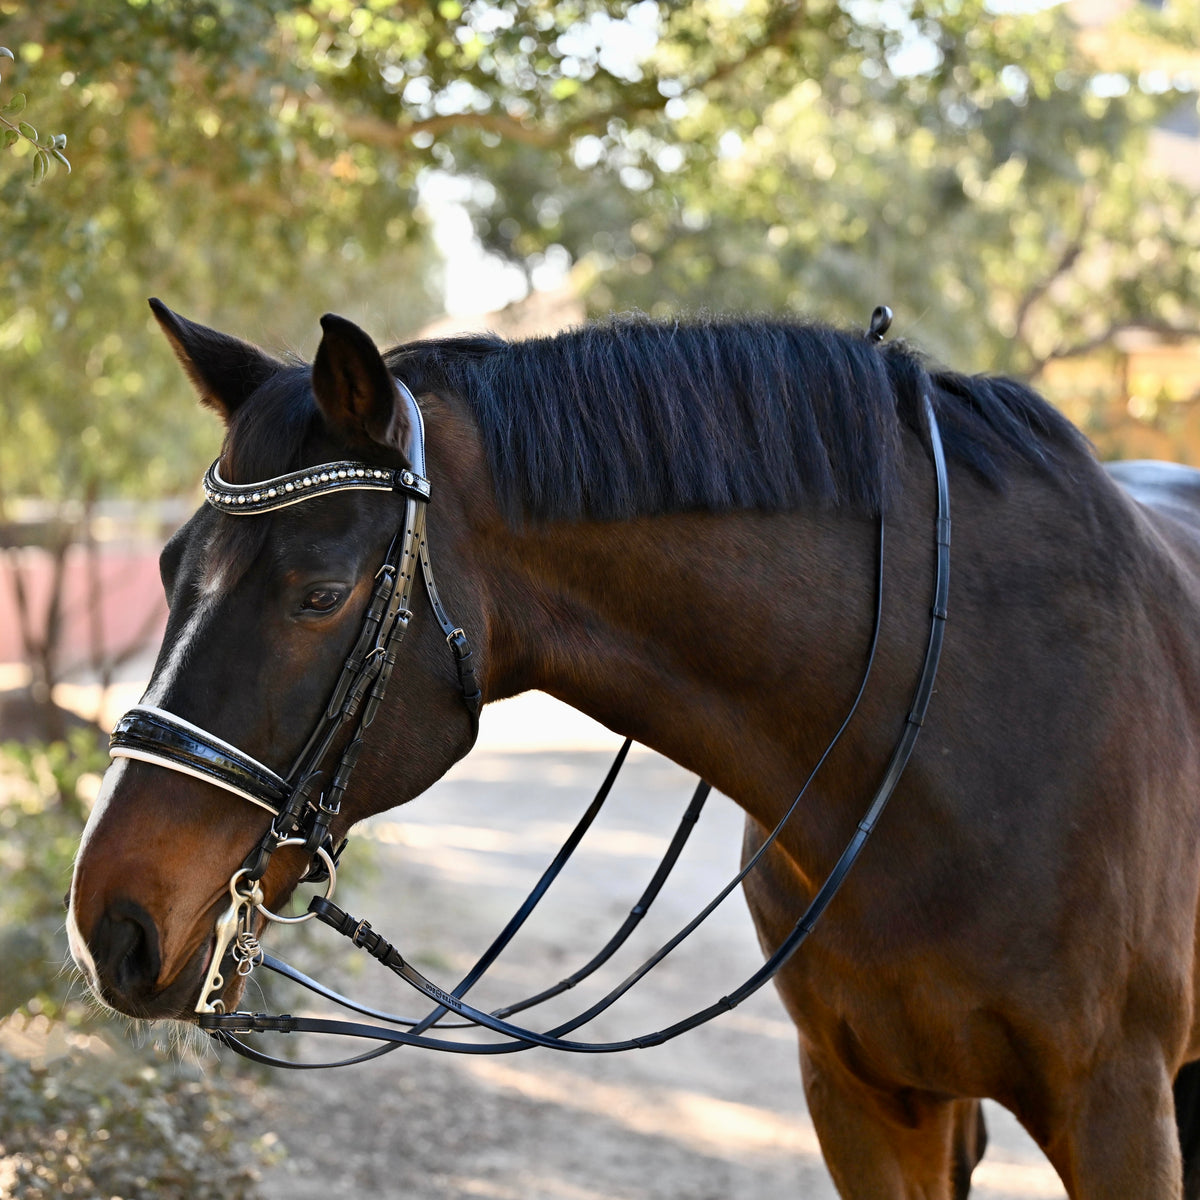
[449,430,945,862]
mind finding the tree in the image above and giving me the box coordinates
[1,0,1197,513]
[0,1,445,732]
[454,2,1200,382]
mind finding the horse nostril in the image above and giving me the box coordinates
[91,898,163,1004]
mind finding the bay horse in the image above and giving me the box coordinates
[67,300,1200,1197]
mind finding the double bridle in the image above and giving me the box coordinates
[110,382,481,1014]
[105,312,952,1068]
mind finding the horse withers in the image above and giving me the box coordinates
[68,302,1200,1197]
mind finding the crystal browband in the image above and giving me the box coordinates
[202,459,431,515]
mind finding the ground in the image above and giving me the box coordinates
[215,696,1070,1200]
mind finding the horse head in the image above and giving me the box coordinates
[67,303,483,1020]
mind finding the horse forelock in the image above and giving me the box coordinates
[200,364,321,597]
[220,363,319,482]
[386,315,1091,525]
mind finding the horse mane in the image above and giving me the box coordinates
[385,314,1090,522]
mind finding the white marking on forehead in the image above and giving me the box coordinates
[67,546,229,992]
[141,593,218,709]
[201,562,229,597]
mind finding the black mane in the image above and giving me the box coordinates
[386,314,1089,522]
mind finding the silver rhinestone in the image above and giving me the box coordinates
[401,471,413,486]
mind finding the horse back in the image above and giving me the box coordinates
[1105,460,1200,544]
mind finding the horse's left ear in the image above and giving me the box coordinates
[150,298,283,421]
[312,314,411,460]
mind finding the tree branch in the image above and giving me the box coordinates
[1028,319,1200,381]
[1013,238,1084,346]
[328,1,808,153]
[1013,190,1095,350]
[3,547,41,671]
[339,106,560,150]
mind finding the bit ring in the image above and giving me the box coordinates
[254,839,337,924]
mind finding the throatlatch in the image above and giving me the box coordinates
[106,314,951,1067]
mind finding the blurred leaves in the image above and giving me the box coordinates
[462,1,1199,380]
[0,43,69,182]
[0,1046,264,1199]
[0,730,110,1022]
[0,0,1198,513]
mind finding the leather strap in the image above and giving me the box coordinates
[109,380,483,892]
[110,705,287,814]
[201,382,951,1061]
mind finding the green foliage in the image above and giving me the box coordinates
[0,43,70,182]
[0,0,1197,521]
[459,1,1200,378]
[0,732,112,1021]
[0,2,442,514]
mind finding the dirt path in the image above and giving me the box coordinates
[229,700,1066,1199]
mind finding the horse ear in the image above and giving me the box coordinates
[312,313,411,460]
[149,298,282,421]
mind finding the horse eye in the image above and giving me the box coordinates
[301,588,344,614]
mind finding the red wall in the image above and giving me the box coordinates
[0,546,167,673]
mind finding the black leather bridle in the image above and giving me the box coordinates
[104,311,952,1067]
[109,382,482,1013]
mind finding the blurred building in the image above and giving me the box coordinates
[1047,0,1200,460]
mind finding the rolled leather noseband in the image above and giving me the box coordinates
[110,705,288,816]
